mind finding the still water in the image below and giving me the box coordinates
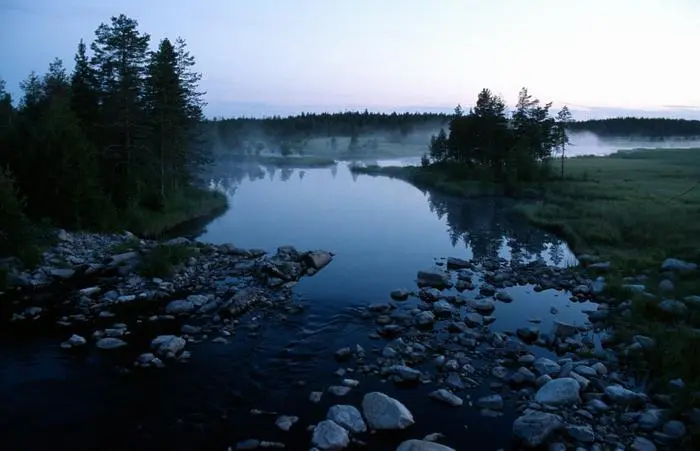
[0,161,590,451]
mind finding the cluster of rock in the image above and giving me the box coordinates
[234,391,455,451]
[5,229,333,370]
[321,255,698,449]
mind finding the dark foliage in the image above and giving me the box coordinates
[569,117,700,139]
[0,14,213,261]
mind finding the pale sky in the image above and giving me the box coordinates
[1,0,699,118]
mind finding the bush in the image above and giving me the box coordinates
[0,167,38,263]
[138,244,196,278]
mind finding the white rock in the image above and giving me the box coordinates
[396,440,456,451]
[311,420,349,450]
[534,378,581,406]
[327,405,367,433]
[429,389,463,407]
[275,415,299,432]
[362,392,415,430]
[95,337,127,350]
[150,335,186,358]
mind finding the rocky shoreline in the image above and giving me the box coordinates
[1,230,698,450]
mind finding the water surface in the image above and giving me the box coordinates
[1,161,593,451]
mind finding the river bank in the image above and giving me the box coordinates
[352,149,700,448]
[2,221,698,449]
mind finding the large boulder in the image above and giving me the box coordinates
[512,411,563,448]
[327,405,366,434]
[534,378,581,406]
[311,419,350,450]
[150,335,186,359]
[362,392,415,430]
[303,250,333,271]
[416,270,452,289]
[396,440,456,451]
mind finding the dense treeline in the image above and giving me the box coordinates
[569,117,700,139]
[206,111,449,155]
[0,14,216,260]
[425,88,572,185]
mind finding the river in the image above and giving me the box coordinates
[0,160,595,451]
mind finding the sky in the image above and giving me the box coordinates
[1,0,699,119]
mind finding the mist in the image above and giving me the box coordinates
[565,131,700,157]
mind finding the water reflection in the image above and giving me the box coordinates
[423,190,576,266]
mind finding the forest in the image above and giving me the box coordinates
[206,111,449,157]
[568,117,700,138]
[0,14,222,261]
[423,87,572,186]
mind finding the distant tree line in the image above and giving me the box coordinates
[569,117,700,139]
[425,88,572,185]
[207,111,449,156]
[0,14,210,259]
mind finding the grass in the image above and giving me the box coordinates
[517,148,700,270]
[125,187,228,238]
[138,243,197,278]
[360,147,700,434]
[107,235,141,254]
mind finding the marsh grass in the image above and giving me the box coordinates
[125,188,228,238]
[138,244,196,278]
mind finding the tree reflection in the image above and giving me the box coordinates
[425,190,573,265]
[280,168,294,182]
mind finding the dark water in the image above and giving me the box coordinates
[0,161,593,451]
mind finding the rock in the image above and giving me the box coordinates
[334,347,353,360]
[662,420,686,439]
[362,392,415,430]
[658,299,688,316]
[573,365,597,378]
[566,425,595,443]
[165,299,195,315]
[95,337,127,350]
[661,258,697,273]
[534,378,581,407]
[429,389,463,407]
[304,250,333,271]
[518,354,536,365]
[275,415,298,431]
[48,268,76,279]
[327,405,366,434]
[415,311,435,327]
[180,324,201,335]
[638,409,664,431]
[390,289,410,301]
[473,299,495,315]
[534,357,561,376]
[311,419,349,450]
[396,440,456,451]
[417,270,451,289]
[588,262,611,271]
[604,384,648,406]
[79,286,101,296]
[445,372,464,390]
[512,411,563,448]
[551,320,578,339]
[310,391,323,403]
[446,257,470,269]
[150,335,186,358]
[236,439,261,450]
[591,362,607,376]
[659,279,675,292]
[476,394,503,410]
[495,291,513,302]
[327,386,351,397]
[63,334,87,348]
[111,251,139,265]
[630,436,657,451]
[389,365,422,382]
[432,300,455,316]
[464,312,483,327]
[517,326,540,342]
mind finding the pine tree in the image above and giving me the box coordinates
[555,106,573,179]
[144,38,187,207]
[90,14,151,208]
[70,39,100,137]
